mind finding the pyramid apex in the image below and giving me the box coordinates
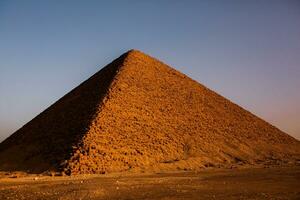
[127,49,141,53]
[123,49,153,63]
[126,49,145,56]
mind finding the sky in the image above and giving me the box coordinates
[0,0,299,142]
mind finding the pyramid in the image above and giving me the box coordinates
[0,50,299,174]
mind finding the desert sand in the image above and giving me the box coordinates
[0,167,299,200]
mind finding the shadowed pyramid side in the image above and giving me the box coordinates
[0,52,129,173]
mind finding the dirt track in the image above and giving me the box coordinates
[0,167,299,200]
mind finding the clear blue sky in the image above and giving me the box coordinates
[0,0,299,142]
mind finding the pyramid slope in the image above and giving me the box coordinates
[0,50,299,174]
[63,50,299,174]
[0,52,127,172]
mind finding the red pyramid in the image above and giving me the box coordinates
[0,50,299,174]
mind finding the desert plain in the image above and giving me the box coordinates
[0,166,300,200]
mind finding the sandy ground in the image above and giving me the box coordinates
[0,166,299,200]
